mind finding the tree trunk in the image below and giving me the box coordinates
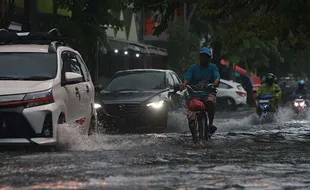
[92,40,99,85]
[0,0,15,29]
[22,0,38,32]
[211,40,231,79]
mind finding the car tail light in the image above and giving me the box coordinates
[237,85,244,90]
[236,91,246,97]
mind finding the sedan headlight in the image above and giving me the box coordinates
[94,103,102,109]
[294,102,299,107]
[146,100,164,109]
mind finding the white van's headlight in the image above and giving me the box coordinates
[23,89,54,108]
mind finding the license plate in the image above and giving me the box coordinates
[0,120,6,129]
[259,100,269,103]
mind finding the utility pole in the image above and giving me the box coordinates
[93,39,99,86]
[183,3,186,23]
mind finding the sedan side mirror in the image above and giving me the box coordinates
[64,72,83,84]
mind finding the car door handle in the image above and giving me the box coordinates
[75,87,79,94]
[86,85,90,93]
[75,87,81,100]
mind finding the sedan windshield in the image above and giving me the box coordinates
[0,53,57,80]
[105,71,166,91]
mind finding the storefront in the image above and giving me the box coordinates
[97,38,168,85]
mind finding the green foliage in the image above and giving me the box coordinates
[166,19,200,76]
[42,0,127,76]
[221,37,284,73]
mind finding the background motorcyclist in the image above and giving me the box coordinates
[293,80,309,98]
[292,79,309,106]
[255,73,282,114]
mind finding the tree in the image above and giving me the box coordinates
[0,0,15,29]
[49,0,126,84]
[166,19,200,77]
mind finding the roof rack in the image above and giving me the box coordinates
[0,28,76,53]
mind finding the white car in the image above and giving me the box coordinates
[0,29,97,145]
[217,79,247,109]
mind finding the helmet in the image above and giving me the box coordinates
[265,73,275,85]
[298,80,305,89]
[199,47,212,57]
[298,80,305,85]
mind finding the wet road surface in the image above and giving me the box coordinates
[1,107,310,189]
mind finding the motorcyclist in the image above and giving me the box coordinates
[293,80,309,98]
[292,80,309,106]
[255,73,281,114]
[179,47,220,143]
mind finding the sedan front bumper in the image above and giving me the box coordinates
[97,103,168,131]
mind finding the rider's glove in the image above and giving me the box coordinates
[179,83,186,91]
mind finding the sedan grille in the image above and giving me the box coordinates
[104,104,141,117]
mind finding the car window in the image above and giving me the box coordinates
[0,52,57,80]
[105,71,166,91]
[62,52,85,82]
[219,82,231,89]
[171,73,182,84]
[167,74,175,87]
[76,55,91,82]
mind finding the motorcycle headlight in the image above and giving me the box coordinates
[300,101,305,106]
[146,100,164,109]
[294,102,299,107]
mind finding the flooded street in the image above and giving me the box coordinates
[1,108,310,189]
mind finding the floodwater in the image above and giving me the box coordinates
[1,107,310,189]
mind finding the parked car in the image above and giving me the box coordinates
[0,29,97,145]
[96,69,185,133]
[216,79,247,110]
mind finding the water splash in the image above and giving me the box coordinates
[56,124,163,151]
[166,110,188,133]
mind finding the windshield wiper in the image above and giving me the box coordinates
[0,76,53,80]
[0,76,22,80]
[20,76,53,80]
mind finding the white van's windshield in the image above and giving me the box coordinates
[0,52,57,80]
